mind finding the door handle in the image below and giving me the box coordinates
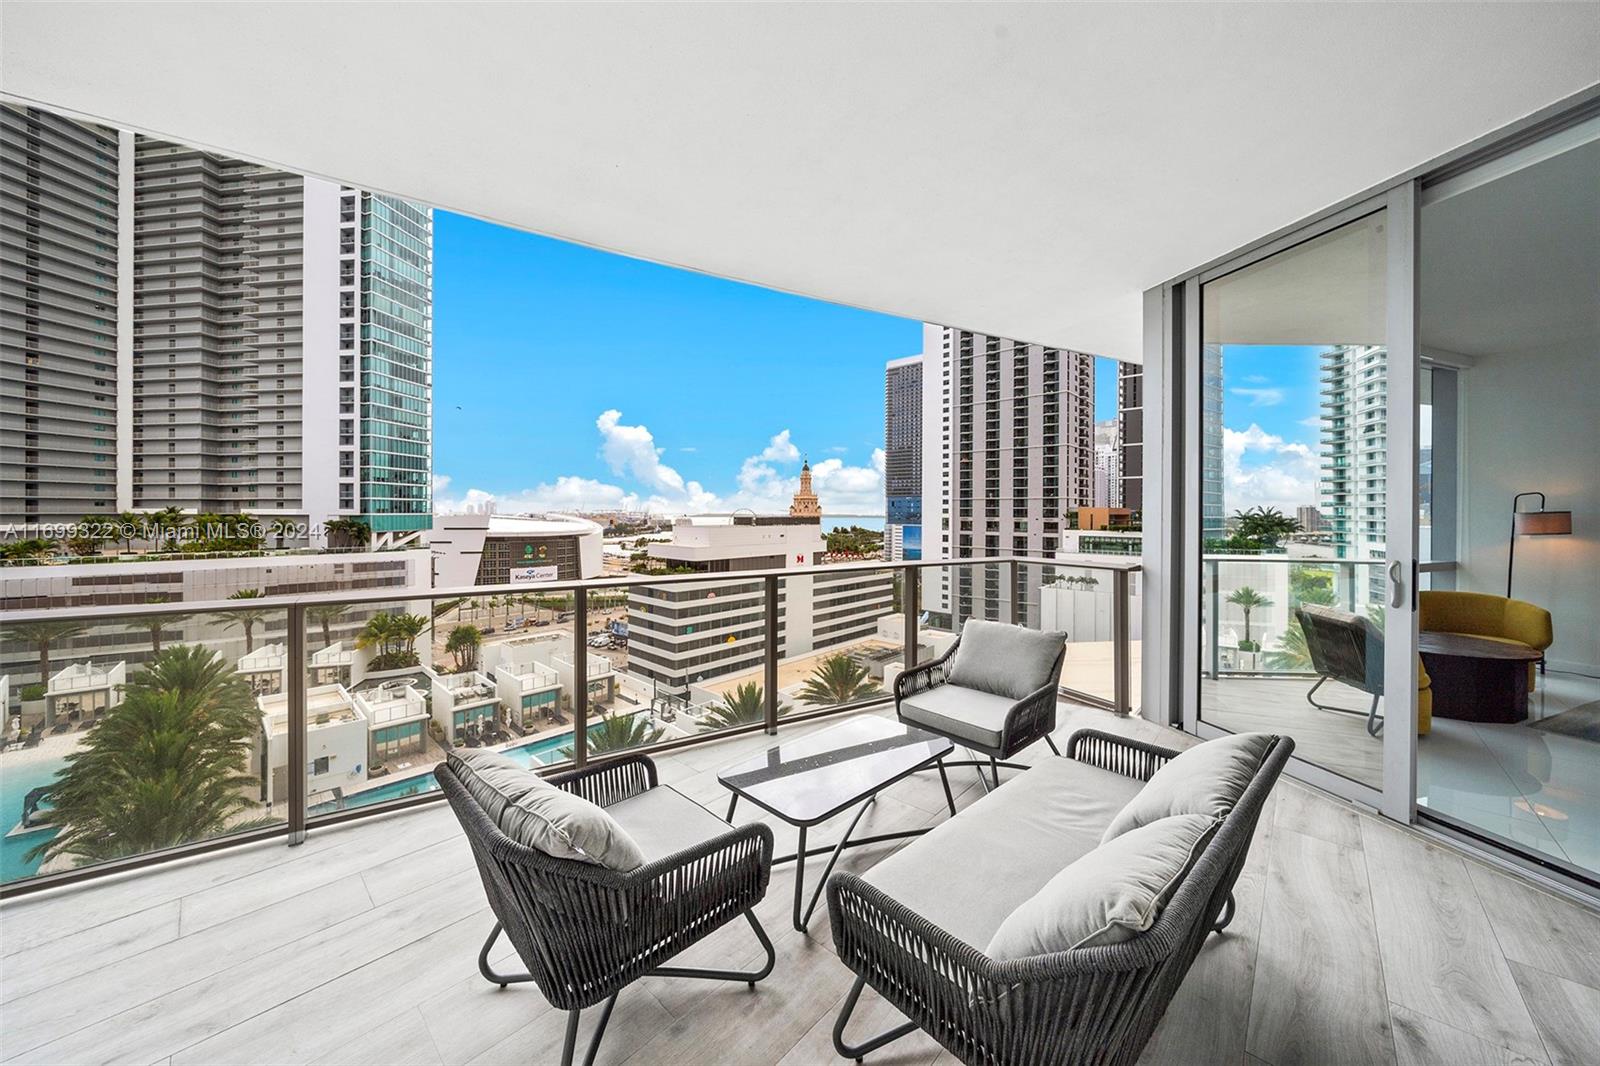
[1388,560,1404,609]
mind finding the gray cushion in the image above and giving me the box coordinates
[449,749,646,871]
[501,781,647,871]
[863,757,1145,951]
[1102,732,1274,842]
[986,813,1220,960]
[899,685,1017,749]
[605,784,733,865]
[945,619,1066,700]
[447,749,543,827]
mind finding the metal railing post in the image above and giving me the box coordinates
[1208,558,1221,680]
[1008,560,1022,626]
[1342,561,1358,612]
[902,565,919,671]
[572,587,588,767]
[763,574,780,734]
[1112,569,1131,716]
[286,603,307,846]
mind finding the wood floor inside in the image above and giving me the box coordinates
[3,703,1598,1066]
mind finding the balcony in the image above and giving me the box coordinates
[2,689,1591,1066]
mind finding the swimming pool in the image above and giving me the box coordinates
[0,756,66,883]
[308,725,592,815]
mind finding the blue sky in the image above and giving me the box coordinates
[432,210,1122,516]
[1216,344,1328,516]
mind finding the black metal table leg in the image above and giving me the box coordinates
[798,797,875,930]
[725,792,738,823]
[791,825,808,932]
[936,757,956,816]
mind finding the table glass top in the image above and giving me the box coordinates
[1418,632,1544,660]
[715,715,953,826]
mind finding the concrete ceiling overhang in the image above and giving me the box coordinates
[4,2,1598,361]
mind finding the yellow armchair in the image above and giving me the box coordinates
[1417,655,1432,736]
[1419,590,1552,689]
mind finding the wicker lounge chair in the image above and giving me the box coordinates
[437,752,777,1066]
[894,619,1068,788]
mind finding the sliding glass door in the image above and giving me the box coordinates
[1183,192,1419,818]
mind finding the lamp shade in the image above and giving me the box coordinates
[1514,510,1573,535]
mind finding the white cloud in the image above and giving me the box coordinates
[1222,423,1319,516]
[826,445,849,455]
[758,429,800,463]
[1230,386,1285,407]
[438,414,887,519]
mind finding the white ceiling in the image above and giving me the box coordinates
[1421,133,1600,357]
[4,2,1598,362]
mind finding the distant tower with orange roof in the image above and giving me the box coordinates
[789,458,821,518]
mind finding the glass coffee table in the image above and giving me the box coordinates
[716,715,956,932]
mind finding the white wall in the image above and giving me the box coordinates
[1458,339,1598,675]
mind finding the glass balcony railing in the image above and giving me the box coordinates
[0,555,1138,895]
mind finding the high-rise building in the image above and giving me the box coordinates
[1117,360,1143,513]
[0,105,433,543]
[1092,419,1121,508]
[918,324,1095,628]
[1296,505,1324,533]
[1319,343,1388,600]
[1201,344,1226,540]
[884,354,922,560]
[1,106,126,524]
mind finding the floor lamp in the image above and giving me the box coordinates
[1507,491,1572,597]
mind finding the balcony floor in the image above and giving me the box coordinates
[3,703,1598,1066]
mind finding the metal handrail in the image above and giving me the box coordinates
[0,553,1140,899]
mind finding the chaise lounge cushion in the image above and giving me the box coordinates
[1101,732,1273,842]
[449,749,646,871]
[605,784,737,865]
[985,813,1220,960]
[898,685,1018,750]
[862,756,1145,951]
[944,619,1067,701]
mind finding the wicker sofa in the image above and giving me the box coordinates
[827,728,1293,1066]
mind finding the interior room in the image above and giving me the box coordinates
[1414,124,1600,877]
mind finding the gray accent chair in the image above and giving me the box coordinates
[894,619,1068,788]
[827,729,1293,1066]
[436,752,776,1066]
[1297,604,1385,737]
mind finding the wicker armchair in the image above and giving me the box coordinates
[437,753,776,1066]
[894,624,1067,788]
[827,729,1293,1066]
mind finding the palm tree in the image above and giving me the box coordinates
[1230,506,1301,551]
[125,613,184,655]
[445,624,483,672]
[356,611,428,667]
[114,510,144,553]
[216,589,270,653]
[699,681,787,731]
[305,604,349,649]
[559,710,663,760]
[797,654,883,707]
[2,619,89,697]
[29,644,259,867]
[152,506,188,550]
[1264,619,1312,672]
[1225,586,1273,652]
[0,537,57,562]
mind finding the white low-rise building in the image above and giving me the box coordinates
[486,649,565,730]
[428,669,501,744]
[309,641,355,687]
[237,643,289,696]
[259,684,368,807]
[351,678,431,764]
[45,660,126,725]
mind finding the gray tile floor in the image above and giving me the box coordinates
[2,703,1597,1066]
